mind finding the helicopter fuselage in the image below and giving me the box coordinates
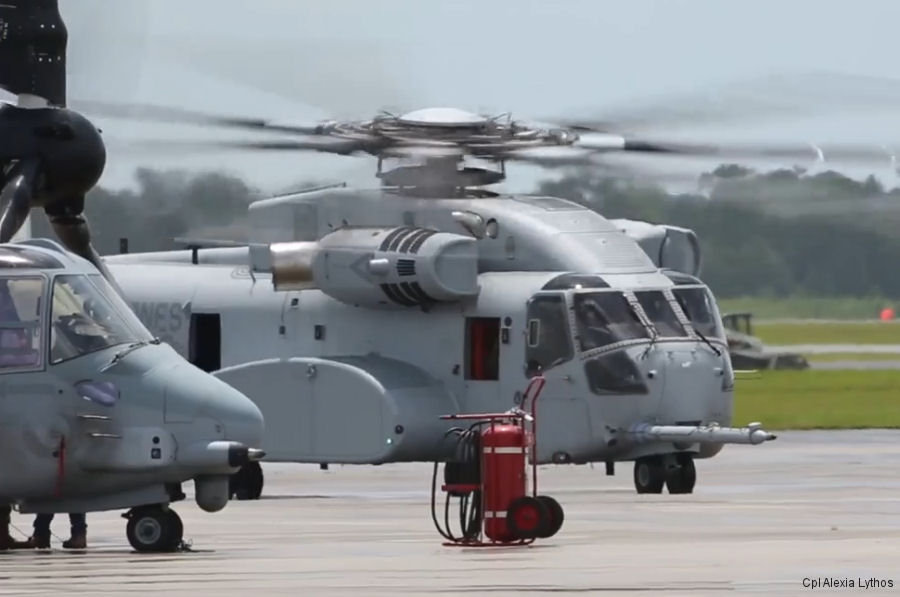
[106,188,774,496]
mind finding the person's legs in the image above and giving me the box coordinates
[29,513,53,548]
[62,513,86,549]
[0,504,31,550]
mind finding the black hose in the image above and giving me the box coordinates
[430,419,490,542]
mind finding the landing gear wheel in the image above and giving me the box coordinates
[125,506,182,553]
[665,454,696,494]
[230,462,264,500]
[164,509,184,550]
[634,456,666,494]
[535,495,564,538]
[506,496,551,540]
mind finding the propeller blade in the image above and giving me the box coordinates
[70,99,333,137]
[111,136,372,156]
[0,160,38,243]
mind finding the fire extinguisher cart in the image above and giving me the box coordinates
[431,375,564,546]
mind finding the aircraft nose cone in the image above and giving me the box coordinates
[214,381,265,450]
[162,361,264,449]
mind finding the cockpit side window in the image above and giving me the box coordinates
[49,275,148,364]
[0,276,44,371]
[634,290,688,337]
[525,294,573,376]
[672,287,724,339]
[573,291,649,352]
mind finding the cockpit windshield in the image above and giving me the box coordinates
[573,291,649,352]
[0,276,44,371]
[634,290,688,337]
[50,274,153,364]
[672,286,724,339]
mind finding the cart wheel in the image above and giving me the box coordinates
[536,495,564,538]
[506,496,551,540]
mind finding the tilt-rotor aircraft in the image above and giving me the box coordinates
[0,0,265,552]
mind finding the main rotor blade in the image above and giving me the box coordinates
[70,99,333,137]
[545,70,900,134]
[506,138,898,169]
[0,160,38,243]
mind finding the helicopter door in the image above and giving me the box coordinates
[188,313,221,373]
[463,317,501,409]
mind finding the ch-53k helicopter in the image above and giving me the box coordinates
[71,26,898,500]
[81,97,892,502]
[0,0,265,552]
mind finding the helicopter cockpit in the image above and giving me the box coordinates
[48,273,153,365]
[524,272,727,392]
[0,246,153,372]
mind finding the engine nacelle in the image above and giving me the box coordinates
[610,219,702,276]
[270,226,480,308]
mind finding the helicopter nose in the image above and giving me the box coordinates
[163,363,265,450]
[211,381,265,451]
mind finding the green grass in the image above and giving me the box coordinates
[807,352,900,363]
[753,321,900,345]
[734,370,900,429]
[718,296,895,320]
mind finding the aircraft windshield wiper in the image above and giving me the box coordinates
[100,338,159,371]
[692,326,721,357]
[673,294,721,357]
[624,299,657,359]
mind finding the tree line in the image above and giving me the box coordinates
[28,164,900,299]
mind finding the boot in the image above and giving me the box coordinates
[1,526,33,550]
[25,532,51,549]
[0,507,32,550]
[62,532,85,549]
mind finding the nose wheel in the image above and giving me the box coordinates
[124,505,184,552]
[229,461,264,500]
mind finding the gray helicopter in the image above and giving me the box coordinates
[0,0,265,552]
[83,102,889,500]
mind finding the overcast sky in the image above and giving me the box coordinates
[35,0,900,193]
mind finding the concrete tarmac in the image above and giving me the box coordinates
[2,430,899,596]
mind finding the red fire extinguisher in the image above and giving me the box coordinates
[482,422,528,542]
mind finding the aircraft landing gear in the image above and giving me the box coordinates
[633,455,666,494]
[665,453,696,494]
[124,505,184,552]
[633,454,697,494]
[229,461,264,500]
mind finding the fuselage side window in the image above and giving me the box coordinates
[0,276,45,371]
[525,294,573,376]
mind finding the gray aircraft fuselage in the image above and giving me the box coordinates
[104,188,771,487]
[0,240,264,516]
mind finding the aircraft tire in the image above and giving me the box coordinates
[231,462,264,501]
[633,456,666,494]
[665,454,696,494]
[164,509,184,550]
[125,505,180,553]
